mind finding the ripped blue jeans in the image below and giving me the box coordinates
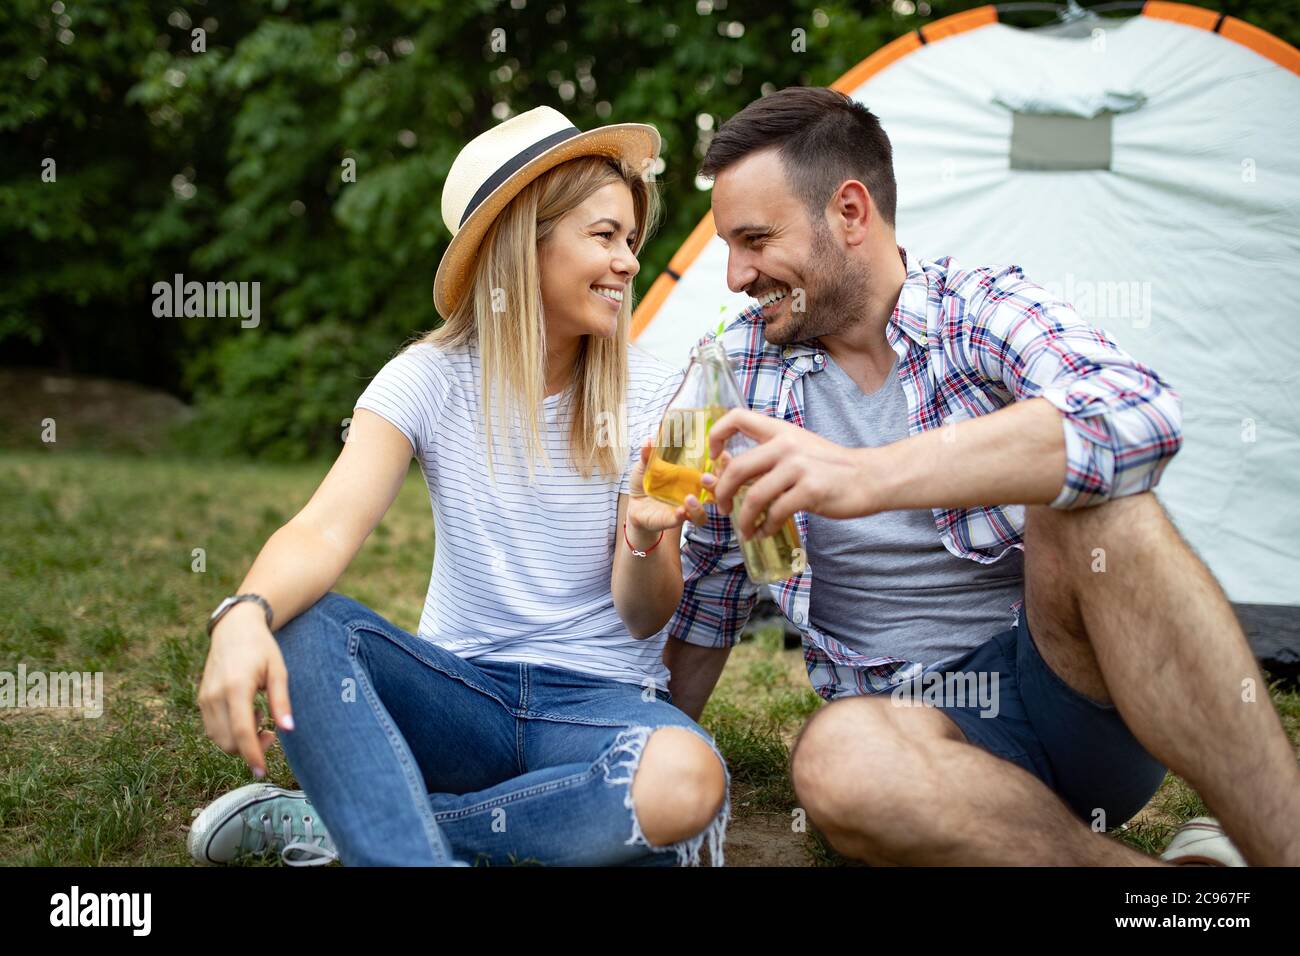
[273,592,730,866]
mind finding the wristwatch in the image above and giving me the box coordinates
[207,593,274,637]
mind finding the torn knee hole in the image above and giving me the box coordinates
[601,726,731,867]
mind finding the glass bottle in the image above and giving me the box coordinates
[643,339,805,584]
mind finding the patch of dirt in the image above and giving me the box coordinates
[0,367,194,454]
[718,813,813,867]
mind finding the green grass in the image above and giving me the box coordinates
[1,449,1296,865]
[0,449,435,865]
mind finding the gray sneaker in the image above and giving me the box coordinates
[188,784,339,866]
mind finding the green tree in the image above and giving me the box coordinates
[3,0,1296,459]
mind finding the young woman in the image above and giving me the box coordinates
[189,107,729,867]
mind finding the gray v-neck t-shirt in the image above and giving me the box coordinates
[801,352,1025,668]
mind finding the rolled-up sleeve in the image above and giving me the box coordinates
[962,269,1184,509]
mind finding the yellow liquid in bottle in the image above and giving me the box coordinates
[642,406,727,507]
[734,485,806,584]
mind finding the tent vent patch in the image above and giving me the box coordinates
[1009,112,1113,171]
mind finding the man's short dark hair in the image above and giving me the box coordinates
[700,86,898,229]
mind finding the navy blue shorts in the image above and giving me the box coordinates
[920,611,1167,827]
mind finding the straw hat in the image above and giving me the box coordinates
[433,105,661,319]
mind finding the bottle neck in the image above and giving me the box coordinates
[689,341,740,408]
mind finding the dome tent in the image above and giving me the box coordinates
[631,2,1300,649]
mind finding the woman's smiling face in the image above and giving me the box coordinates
[538,181,640,342]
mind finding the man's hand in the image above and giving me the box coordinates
[706,399,1070,530]
[702,408,877,540]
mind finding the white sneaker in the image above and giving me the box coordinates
[188,784,338,866]
[1159,817,1247,866]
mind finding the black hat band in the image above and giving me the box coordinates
[458,125,582,229]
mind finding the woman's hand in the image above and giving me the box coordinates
[614,440,695,640]
[197,603,294,779]
[626,438,710,536]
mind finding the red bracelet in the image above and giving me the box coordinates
[623,521,665,557]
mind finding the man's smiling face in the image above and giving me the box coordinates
[710,148,865,346]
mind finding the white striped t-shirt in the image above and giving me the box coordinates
[353,337,684,690]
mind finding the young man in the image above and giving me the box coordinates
[661,86,1300,866]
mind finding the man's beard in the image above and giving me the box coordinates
[764,220,871,347]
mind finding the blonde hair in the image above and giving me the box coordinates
[411,155,661,484]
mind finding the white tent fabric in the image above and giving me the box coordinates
[631,5,1300,605]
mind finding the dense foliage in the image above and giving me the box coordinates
[3,0,1295,459]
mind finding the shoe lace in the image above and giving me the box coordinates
[256,809,339,867]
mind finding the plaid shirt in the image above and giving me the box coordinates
[666,247,1183,700]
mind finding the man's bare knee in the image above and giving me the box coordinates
[630,727,726,847]
[1025,491,1196,703]
[791,696,962,847]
